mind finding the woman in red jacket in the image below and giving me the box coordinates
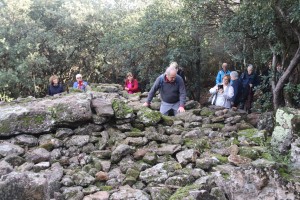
[124,72,140,94]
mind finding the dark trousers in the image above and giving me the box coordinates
[240,85,254,113]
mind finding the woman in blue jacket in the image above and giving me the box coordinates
[48,75,64,96]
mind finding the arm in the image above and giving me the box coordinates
[178,77,187,107]
[48,86,52,95]
[209,85,218,94]
[224,86,234,99]
[230,83,238,102]
[129,79,139,92]
[60,84,64,93]
[216,71,221,84]
[73,82,78,89]
[146,76,161,104]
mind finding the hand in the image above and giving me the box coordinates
[143,102,150,107]
[249,84,253,88]
[177,107,185,113]
[218,89,224,94]
[125,87,129,91]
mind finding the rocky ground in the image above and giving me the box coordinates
[0,83,299,200]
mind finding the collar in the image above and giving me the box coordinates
[164,75,173,83]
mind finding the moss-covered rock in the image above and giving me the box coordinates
[200,107,214,117]
[137,107,162,126]
[239,146,261,160]
[169,184,202,200]
[143,152,158,165]
[202,123,225,130]
[112,99,134,119]
[212,154,228,164]
[161,115,174,126]
[184,138,210,152]
[237,129,267,146]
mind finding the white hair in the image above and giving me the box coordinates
[165,66,177,76]
[230,71,239,78]
[169,62,179,70]
[247,64,253,70]
[76,74,82,78]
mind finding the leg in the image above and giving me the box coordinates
[171,101,180,116]
[160,101,172,116]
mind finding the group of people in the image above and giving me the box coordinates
[48,61,258,116]
[47,74,88,96]
[210,62,259,113]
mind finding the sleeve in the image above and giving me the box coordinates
[216,71,221,85]
[48,86,51,95]
[129,79,139,92]
[178,78,187,106]
[209,85,218,94]
[73,82,78,89]
[224,86,234,99]
[60,84,64,93]
[230,83,237,102]
[253,74,259,86]
[146,76,161,104]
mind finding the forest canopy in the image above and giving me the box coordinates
[0,0,299,110]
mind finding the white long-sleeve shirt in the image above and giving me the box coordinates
[209,84,234,108]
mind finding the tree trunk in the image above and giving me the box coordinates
[273,46,300,110]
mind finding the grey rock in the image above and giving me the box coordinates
[55,128,74,139]
[111,144,134,163]
[155,144,181,155]
[65,135,90,147]
[15,134,38,147]
[32,162,51,172]
[0,160,13,176]
[110,185,150,200]
[83,191,109,200]
[0,142,24,157]
[25,148,51,163]
[0,172,50,200]
[61,186,84,200]
[91,98,114,117]
[4,154,25,167]
[72,171,95,187]
[148,187,173,200]
[176,149,199,165]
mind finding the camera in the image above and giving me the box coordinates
[218,84,223,90]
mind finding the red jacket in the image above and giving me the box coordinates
[124,79,140,93]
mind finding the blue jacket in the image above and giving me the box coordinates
[240,72,258,88]
[73,81,88,91]
[48,84,64,96]
[216,70,231,84]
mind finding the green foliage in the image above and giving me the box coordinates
[0,0,299,108]
[253,81,273,113]
[0,93,14,102]
[284,83,300,107]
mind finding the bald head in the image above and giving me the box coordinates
[222,63,228,71]
[165,66,177,82]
